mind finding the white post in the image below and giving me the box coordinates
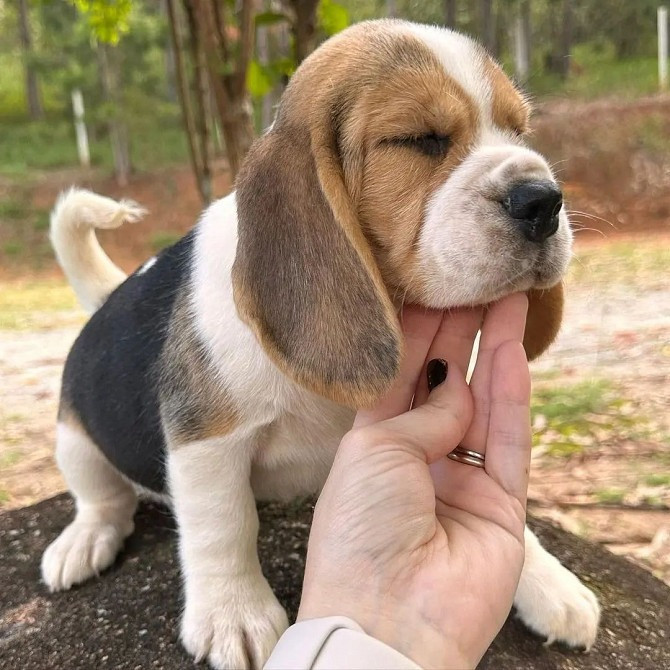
[71,88,90,168]
[514,14,530,83]
[659,6,668,90]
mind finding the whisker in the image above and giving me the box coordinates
[567,210,616,229]
[570,224,606,238]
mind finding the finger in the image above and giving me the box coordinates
[483,340,532,506]
[412,306,483,409]
[354,305,442,427]
[460,293,529,454]
[368,362,473,463]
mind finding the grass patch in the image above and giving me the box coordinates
[0,449,22,468]
[0,110,187,178]
[528,43,658,100]
[0,198,29,220]
[641,495,665,507]
[0,489,10,505]
[150,231,180,252]
[636,115,670,155]
[531,379,642,457]
[644,473,670,487]
[0,119,82,177]
[595,487,626,504]
[0,281,82,330]
[568,241,670,287]
[3,241,24,257]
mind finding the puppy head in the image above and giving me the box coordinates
[233,20,571,406]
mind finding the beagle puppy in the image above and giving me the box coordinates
[43,20,599,670]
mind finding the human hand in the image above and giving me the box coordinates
[298,293,531,669]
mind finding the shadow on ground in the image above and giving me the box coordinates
[1,495,669,669]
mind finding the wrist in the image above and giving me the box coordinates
[298,597,479,669]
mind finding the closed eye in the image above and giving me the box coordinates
[385,132,451,158]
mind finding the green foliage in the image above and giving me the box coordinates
[636,115,670,155]
[569,242,670,288]
[531,380,643,457]
[528,43,658,100]
[0,199,29,220]
[318,0,350,37]
[33,211,51,231]
[644,474,670,487]
[249,2,349,101]
[3,241,24,257]
[247,57,296,99]
[594,487,625,504]
[0,120,80,175]
[255,11,288,28]
[71,0,133,44]
[0,281,82,330]
[150,231,181,252]
[247,59,275,98]
[0,110,187,178]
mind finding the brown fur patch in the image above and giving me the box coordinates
[160,290,238,446]
[524,283,565,360]
[483,57,530,134]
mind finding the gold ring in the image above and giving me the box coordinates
[447,446,485,469]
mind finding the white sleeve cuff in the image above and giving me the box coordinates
[264,616,422,669]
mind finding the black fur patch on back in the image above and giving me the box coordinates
[60,231,195,492]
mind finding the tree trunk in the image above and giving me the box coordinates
[256,20,275,130]
[288,0,319,64]
[513,0,531,84]
[188,0,256,178]
[559,0,573,79]
[167,0,212,203]
[444,0,457,29]
[478,0,495,55]
[98,44,131,186]
[18,0,43,120]
[163,0,178,103]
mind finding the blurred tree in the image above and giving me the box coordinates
[444,0,457,29]
[7,0,655,190]
[478,0,495,55]
[166,0,212,201]
[184,0,256,178]
[98,42,131,184]
[284,0,321,63]
[18,0,43,119]
[513,0,531,84]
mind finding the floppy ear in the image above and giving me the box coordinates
[523,283,564,361]
[232,118,402,408]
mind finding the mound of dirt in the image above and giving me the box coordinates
[1,495,669,669]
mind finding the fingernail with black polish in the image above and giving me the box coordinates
[427,358,448,392]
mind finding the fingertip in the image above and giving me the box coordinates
[425,360,473,428]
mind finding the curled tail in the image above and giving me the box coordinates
[50,188,146,313]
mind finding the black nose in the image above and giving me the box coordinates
[503,180,563,243]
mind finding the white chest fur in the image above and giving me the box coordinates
[190,193,354,500]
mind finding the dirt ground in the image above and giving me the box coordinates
[0,95,668,587]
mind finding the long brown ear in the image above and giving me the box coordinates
[232,119,402,408]
[524,283,564,361]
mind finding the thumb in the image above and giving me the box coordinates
[380,361,474,463]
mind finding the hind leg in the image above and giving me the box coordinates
[41,420,137,591]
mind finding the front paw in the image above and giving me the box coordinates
[181,576,289,670]
[514,547,600,650]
